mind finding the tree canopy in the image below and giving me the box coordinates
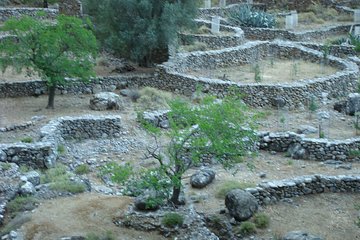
[0,15,98,108]
[141,94,259,205]
[84,0,197,67]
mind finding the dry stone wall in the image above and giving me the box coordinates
[59,0,82,17]
[0,115,123,169]
[246,174,360,205]
[0,7,57,22]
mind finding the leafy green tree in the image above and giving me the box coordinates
[83,0,197,67]
[0,15,97,108]
[141,94,258,205]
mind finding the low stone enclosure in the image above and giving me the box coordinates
[0,115,122,169]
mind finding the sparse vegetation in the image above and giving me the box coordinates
[162,212,184,228]
[74,164,90,175]
[0,162,11,171]
[6,196,38,218]
[229,4,276,28]
[20,137,33,143]
[238,221,257,235]
[57,144,66,155]
[100,162,133,184]
[85,231,115,240]
[253,213,270,229]
[215,180,256,199]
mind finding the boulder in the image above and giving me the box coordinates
[287,143,308,160]
[296,125,317,134]
[347,93,360,116]
[19,181,35,195]
[225,189,258,221]
[24,171,40,186]
[190,169,215,188]
[283,231,324,240]
[89,92,124,111]
[134,190,161,211]
[0,150,6,161]
[272,97,286,108]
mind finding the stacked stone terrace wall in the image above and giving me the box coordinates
[0,115,123,169]
[0,7,57,22]
[143,110,360,162]
[246,174,360,205]
[156,41,358,108]
[259,131,360,162]
[179,19,245,49]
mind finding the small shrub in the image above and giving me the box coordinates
[239,221,256,235]
[216,180,256,199]
[287,159,294,165]
[356,217,360,228]
[349,149,360,158]
[254,63,262,82]
[229,4,276,28]
[136,87,172,111]
[253,213,270,228]
[49,181,86,193]
[19,165,30,173]
[85,231,115,240]
[180,41,209,52]
[100,162,133,184]
[74,164,90,175]
[0,162,11,171]
[197,25,211,34]
[20,137,33,143]
[6,196,38,218]
[57,144,66,154]
[162,212,184,228]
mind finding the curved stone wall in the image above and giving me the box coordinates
[0,115,123,168]
[156,40,359,108]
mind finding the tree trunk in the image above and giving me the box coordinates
[43,0,48,8]
[170,185,182,205]
[47,85,56,109]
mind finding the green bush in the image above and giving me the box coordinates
[162,212,184,228]
[57,144,66,155]
[228,4,276,28]
[49,181,86,193]
[6,196,38,218]
[253,213,270,228]
[239,221,256,235]
[20,137,33,143]
[215,180,256,199]
[75,164,90,175]
[100,162,133,184]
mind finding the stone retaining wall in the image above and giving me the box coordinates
[0,115,123,168]
[143,110,360,162]
[0,7,57,22]
[156,40,359,108]
[259,131,360,162]
[179,19,245,49]
[246,174,360,205]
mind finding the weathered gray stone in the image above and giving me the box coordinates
[283,231,324,240]
[296,125,317,134]
[24,171,40,186]
[190,169,215,188]
[225,189,258,221]
[287,143,308,159]
[19,181,35,195]
[0,150,6,161]
[347,93,360,116]
[89,92,124,111]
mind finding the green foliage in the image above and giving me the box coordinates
[20,137,33,143]
[215,180,256,199]
[84,0,197,66]
[253,213,270,229]
[85,231,115,240]
[41,164,86,193]
[254,63,262,82]
[350,34,360,53]
[348,149,360,158]
[287,159,294,165]
[74,164,90,175]
[308,96,318,116]
[19,165,30,173]
[162,212,184,228]
[238,221,257,235]
[0,162,12,171]
[57,145,66,155]
[6,196,38,218]
[0,15,97,108]
[100,162,133,184]
[140,94,258,204]
[136,87,173,111]
[356,217,360,228]
[229,4,276,28]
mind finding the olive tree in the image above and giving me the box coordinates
[0,15,97,108]
[141,94,258,205]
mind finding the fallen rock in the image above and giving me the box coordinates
[89,92,124,111]
[283,230,324,240]
[19,181,35,195]
[190,169,215,188]
[225,189,258,221]
[287,143,308,160]
[24,171,40,186]
[296,125,317,134]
